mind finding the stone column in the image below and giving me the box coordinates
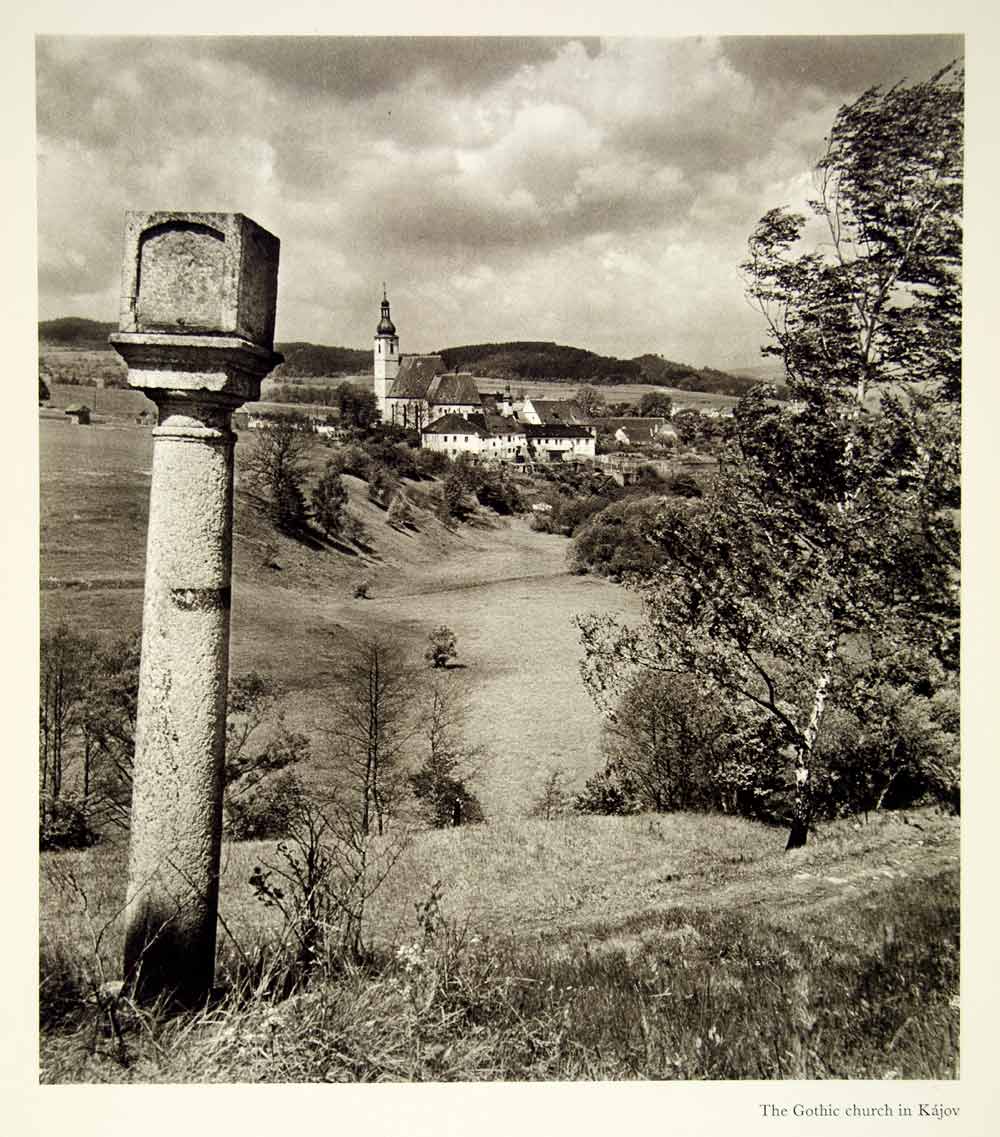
[110,212,280,1004]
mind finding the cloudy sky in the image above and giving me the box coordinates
[36,35,962,368]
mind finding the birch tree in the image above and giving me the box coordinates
[578,66,961,848]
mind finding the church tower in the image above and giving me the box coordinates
[373,285,399,421]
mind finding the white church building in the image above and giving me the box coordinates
[371,290,595,464]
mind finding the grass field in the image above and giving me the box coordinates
[40,808,959,1082]
[40,417,640,816]
[38,417,960,1083]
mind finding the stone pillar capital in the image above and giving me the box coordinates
[110,332,283,411]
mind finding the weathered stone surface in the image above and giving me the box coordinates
[116,212,280,349]
[110,211,281,1004]
[123,409,235,1002]
[110,333,279,405]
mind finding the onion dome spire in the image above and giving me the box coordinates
[377,284,396,336]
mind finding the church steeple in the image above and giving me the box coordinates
[376,284,396,337]
[373,283,400,421]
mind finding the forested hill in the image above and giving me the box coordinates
[38,320,778,396]
[438,341,773,396]
[37,319,373,377]
[272,343,372,377]
[39,318,117,350]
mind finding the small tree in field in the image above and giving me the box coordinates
[312,461,349,539]
[387,492,414,529]
[409,675,485,828]
[425,625,457,669]
[243,417,313,534]
[530,768,569,821]
[320,632,417,836]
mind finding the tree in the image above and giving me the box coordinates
[320,632,418,836]
[637,391,673,418]
[312,461,349,538]
[39,368,51,403]
[599,672,787,818]
[575,385,607,419]
[367,462,398,509]
[386,492,415,529]
[39,626,305,843]
[529,768,569,821]
[334,381,378,428]
[409,674,485,827]
[425,625,457,669]
[579,67,961,849]
[39,626,98,846]
[242,416,314,533]
[223,671,310,803]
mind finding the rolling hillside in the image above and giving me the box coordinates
[39,319,779,398]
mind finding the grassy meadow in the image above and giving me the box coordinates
[40,809,959,1082]
[38,412,960,1082]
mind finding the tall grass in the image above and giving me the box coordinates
[39,810,959,1083]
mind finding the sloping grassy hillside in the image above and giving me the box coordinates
[40,809,959,1082]
[40,418,642,819]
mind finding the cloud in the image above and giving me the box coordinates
[720,35,964,96]
[35,34,962,367]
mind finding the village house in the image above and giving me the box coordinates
[600,417,677,447]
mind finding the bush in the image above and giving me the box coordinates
[368,463,398,509]
[39,797,98,851]
[226,771,306,841]
[665,472,703,498]
[412,448,449,479]
[425,625,457,668]
[573,764,642,816]
[439,469,476,522]
[409,767,484,828]
[311,463,349,538]
[529,769,570,820]
[353,579,372,599]
[570,496,668,579]
[387,493,415,529]
[580,672,789,822]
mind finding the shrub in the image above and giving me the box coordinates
[582,672,789,822]
[412,448,449,479]
[409,767,484,828]
[311,463,349,538]
[570,496,668,579]
[226,771,306,841]
[387,493,415,529]
[39,796,98,851]
[529,769,570,820]
[353,579,371,599]
[439,469,475,522]
[425,625,457,668]
[665,472,703,498]
[367,463,398,509]
[573,764,642,816]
